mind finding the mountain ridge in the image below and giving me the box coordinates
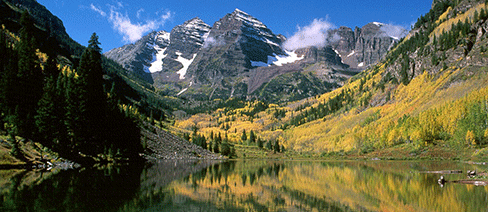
[104,8,405,102]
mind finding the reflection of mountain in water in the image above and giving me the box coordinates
[140,160,222,194]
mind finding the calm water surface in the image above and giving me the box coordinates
[1,160,487,211]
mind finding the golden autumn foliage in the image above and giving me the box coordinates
[431,3,487,39]
[176,60,488,155]
[466,130,476,146]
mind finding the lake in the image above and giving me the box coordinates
[1,160,487,211]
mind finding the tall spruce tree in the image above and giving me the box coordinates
[35,56,60,148]
[13,10,44,138]
[63,70,83,153]
[249,130,256,143]
[76,33,107,154]
[241,129,247,142]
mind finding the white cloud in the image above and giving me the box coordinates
[379,24,408,40]
[203,36,225,48]
[90,3,172,43]
[283,18,335,50]
[330,32,341,43]
[90,4,106,17]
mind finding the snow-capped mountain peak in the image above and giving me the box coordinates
[372,22,384,27]
[182,17,210,32]
[232,8,267,28]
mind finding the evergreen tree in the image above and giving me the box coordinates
[257,137,263,148]
[249,130,256,143]
[221,134,231,156]
[35,57,60,148]
[0,28,18,122]
[241,129,247,142]
[76,32,107,154]
[63,71,83,153]
[13,10,44,138]
[273,140,281,153]
[400,55,410,85]
[265,140,272,150]
[213,141,220,153]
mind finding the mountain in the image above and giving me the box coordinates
[105,9,404,102]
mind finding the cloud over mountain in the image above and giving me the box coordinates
[379,23,408,40]
[90,3,172,43]
[283,18,335,50]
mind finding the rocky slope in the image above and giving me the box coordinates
[140,122,222,160]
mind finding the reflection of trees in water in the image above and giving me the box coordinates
[0,165,143,212]
[280,186,357,211]
[116,160,488,212]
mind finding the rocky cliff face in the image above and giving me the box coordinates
[329,22,404,69]
[187,9,286,81]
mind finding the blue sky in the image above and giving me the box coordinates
[38,0,432,52]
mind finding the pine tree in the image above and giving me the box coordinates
[13,10,44,138]
[273,140,280,153]
[266,140,272,150]
[76,32,107,154]
[0,28,17,119]
[401,55,410,85]
[257,137,263,148]
[221,134,231,156]
[35,57,60,148]
[241,129,247,142]
[63,71,83,153]
[249,130,256,143]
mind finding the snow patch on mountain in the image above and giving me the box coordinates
[143,31,170,73]
[373,22,384,27]
[176,52,197,79]
[347,50,355,57]
[251,50,304,67]
[145,46,168,73]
